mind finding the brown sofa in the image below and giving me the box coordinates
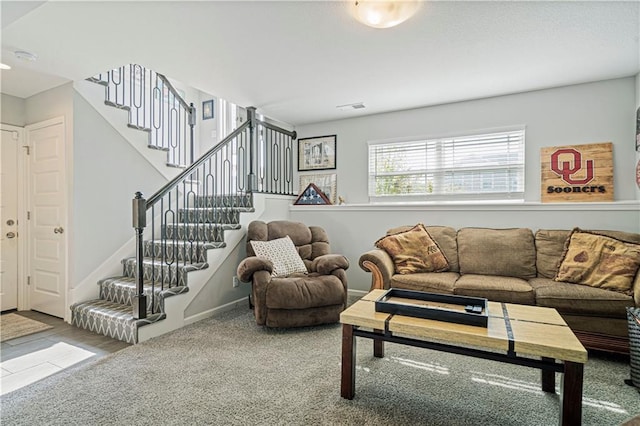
[359,226,640,354]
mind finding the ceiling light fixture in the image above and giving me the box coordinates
[351,0,421,29]
[0,63,11,70]
[14,50,38,62]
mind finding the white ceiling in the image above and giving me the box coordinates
[2,1,639,126]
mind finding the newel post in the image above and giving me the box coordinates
[247,106,257,192]
[132,192,147,319]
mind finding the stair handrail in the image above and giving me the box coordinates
[156,72,196,164]
[146,120,250,207]
[156,72,191,111]
[131,107,297,319]
[90,64,197,165]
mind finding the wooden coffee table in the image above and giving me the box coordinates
[340,290,588,426]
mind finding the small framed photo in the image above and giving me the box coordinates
[299,173,337,204]
[298,135,336,171]
[202,100,214,120]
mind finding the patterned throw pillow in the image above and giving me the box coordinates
[375,223,449,274]
[554,229,640,295]
[250,236,308,278]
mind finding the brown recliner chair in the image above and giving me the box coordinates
[237,220,349,328]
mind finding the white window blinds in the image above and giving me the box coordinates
[368,129,525,202]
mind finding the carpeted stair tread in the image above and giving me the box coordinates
[143,239,225,263]
[177,208,240,224]
[145,239,225,249]
[98,276,189,312]
[170,222,241,231]
[122,257,209,287]
[163,222,240,242]
[70,299,165,344]
[123,257,208,270]
[180,206,254,213]
[194,194,253,208]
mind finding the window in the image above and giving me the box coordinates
[368,129,525,202]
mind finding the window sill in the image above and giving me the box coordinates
[290,200,640,212]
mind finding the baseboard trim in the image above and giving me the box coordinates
[183,296,250,325]
[348,289,368,297]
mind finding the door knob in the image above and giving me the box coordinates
[6,219,14,226]
[6,232,16,239]
[54,227,64,234]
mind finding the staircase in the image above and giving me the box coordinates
[71,195,252,344]
[70,64,296,344]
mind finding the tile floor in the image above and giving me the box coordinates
[1,310,130,396]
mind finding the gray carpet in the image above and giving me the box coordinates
[1,302,639,425]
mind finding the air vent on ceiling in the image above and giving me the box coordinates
[337,102,366,111]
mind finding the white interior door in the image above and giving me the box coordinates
[27,118,67,318]
[1,126,20,311]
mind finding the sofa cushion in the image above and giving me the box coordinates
[457,228,536,279]
[530,277,633,318]
[265,274,345,309]
[554,229,640,295]
[250,236,308,277]
[391,272,459,294]
[426,226,459,272]
[535,229,571,279]
[375,224,449,274]
[454,274,535,305]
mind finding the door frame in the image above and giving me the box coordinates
[1,124,27,311]
[24,116,68,318]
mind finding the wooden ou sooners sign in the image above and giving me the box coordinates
[541,142,613,202]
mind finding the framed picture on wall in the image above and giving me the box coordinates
[298,135,336,171]
[203,99,214,120]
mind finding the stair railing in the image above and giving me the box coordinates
[89,64,196,165]
[131,107,297,318]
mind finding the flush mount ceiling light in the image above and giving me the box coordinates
[0,63,11,70]
[351,0,421,29]
[14,50,38,61]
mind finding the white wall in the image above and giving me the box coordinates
[291,77,640,292]
[1,94,26,126]
[71,91,167,288]
[636,72,640,200]
[197,93,219,154]
[296,77,636,204]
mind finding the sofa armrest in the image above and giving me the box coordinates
[359,248,395,290]
[237,256,273,282]
[312,254,350,275]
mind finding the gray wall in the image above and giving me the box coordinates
[296,77,637,204]
[1,94,26,126]
[636,72,640,200]
[72,91,166,287]
[291,77,640,292]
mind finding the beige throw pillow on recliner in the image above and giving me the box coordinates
[375,223,449,275]
[250,236,308,278]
